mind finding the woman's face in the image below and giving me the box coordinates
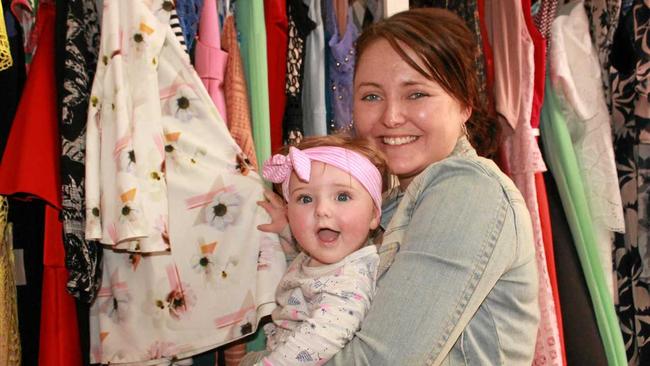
[353,39,471,188]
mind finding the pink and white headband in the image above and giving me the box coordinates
[262,146,383,217]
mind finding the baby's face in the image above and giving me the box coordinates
[286,162,379,266]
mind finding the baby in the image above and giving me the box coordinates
[242,135,389,366]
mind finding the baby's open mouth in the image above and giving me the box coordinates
[317,228,340,242]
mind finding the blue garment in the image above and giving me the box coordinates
[325,137,540,365]
[325,3,358,132]
[175,0,203,50]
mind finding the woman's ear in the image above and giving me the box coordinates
[462,106,472,122]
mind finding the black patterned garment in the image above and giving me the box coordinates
[532,0,559,40]
[584,0,621,108]
[58,0,102,303]
[610,2,650,364]
[409,0,488,104]
[283,0,315,146]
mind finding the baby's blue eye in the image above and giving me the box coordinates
[298,195,312,204]
[337,193,350,202]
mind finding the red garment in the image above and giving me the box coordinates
[0,4,59,205]
[264,0,288,154]
[39,206,82,366]
[0,3,82,366]
[522,0,567,364]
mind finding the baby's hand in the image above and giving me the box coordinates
[257,189,288,234]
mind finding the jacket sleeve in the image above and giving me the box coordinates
[326,159,521,365]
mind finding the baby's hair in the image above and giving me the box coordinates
[276,134,392,192]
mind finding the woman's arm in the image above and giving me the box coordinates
[326,160,520,365]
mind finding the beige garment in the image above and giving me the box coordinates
[0,196,20,365]
[222,15,258,170]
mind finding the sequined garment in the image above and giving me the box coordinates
[0,196,20,365]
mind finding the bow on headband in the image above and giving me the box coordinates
[262,146,383,217]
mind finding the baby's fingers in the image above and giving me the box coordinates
[263,189,285,208]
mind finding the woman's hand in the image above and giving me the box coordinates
[257,189,288,234]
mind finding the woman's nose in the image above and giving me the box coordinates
[381,100,406,128]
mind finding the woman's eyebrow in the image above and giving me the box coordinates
[356,81,382,88]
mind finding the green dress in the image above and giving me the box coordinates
[235,0,272,166]
[540,76,627,366]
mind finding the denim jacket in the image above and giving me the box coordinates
[325,137,540,365]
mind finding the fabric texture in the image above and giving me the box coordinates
[0,196,20,366]
[221,14,258,169]
[0,1,12,70]
[542,146,608,366]
[195,0,227,121]
[484,2,562,364]
[264,0,288,154]
[258,246,378,366]
[583,0,622,106]
[409,0,488,105]
[521,0,568,363]
[9,0,36,70]
[550,0,624,297]
[0,4,84,365]
[283,0,314,146]
[58,0,102,303]
[301,0,327,137]
[610,1,650,363]
[170,8,188,54]
[0,0,25,162]
[326,4,357,132]
[541,75,627,366]
[235,0,272,166]
[533,0,559,40]
[86,1,285,363]
[174,0,202,51]
[323,137,539,365]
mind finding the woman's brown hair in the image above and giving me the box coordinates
[277,134,392,192]
[354,8,500,158]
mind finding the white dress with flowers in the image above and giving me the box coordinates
[85,0,286,364]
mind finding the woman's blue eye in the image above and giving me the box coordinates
[337,193,350,202]
[361,94,380,101]
[409,92,427,99]
[298,195,312,204]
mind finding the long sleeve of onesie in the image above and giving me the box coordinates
[261,245,378,365]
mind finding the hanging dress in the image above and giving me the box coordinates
[264,0,288,154]
[58,0,102,303]
[541,76,627,366]
[235,0,272,166]
[301,0,327,137]
[484,1,563,364]
[0,3,83,365]
[221,14,258,169]
[85,1,285,363]
[610,1,650,363]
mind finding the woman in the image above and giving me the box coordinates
[255,8,539,365]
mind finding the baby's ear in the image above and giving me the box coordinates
[369,208,380,231]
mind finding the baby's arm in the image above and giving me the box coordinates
[261,252,379,366]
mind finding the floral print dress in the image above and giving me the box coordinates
[85,1,286,364]
[611,2,650,364]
